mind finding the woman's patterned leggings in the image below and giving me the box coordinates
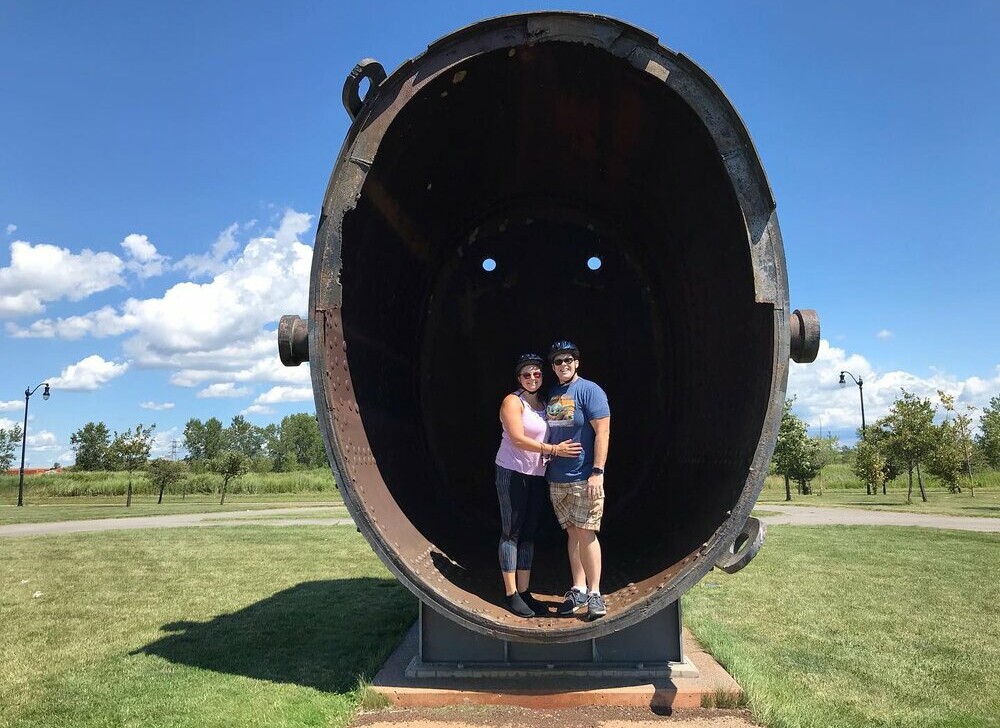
[495,465,547,573]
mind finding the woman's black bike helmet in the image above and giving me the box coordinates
[514,352,546,376]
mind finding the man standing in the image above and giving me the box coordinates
[544,340,610,620]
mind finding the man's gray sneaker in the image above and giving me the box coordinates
[557,589,588,616]
[587,591,607,620]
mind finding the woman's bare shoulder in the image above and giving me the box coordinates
[500,392,524,410]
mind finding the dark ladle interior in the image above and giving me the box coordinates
[338,41,774,614]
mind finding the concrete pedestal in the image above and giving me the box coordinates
[370,609,742,709]
[409,600,693,679]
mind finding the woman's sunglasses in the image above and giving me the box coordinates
[519,371,543,379]
[551,357,575,366]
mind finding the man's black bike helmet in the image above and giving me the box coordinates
[548,340,580,362]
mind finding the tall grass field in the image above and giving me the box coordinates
[762,462,1000,492]
[0,467,337,500]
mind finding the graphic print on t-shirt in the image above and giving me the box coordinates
[547,395,576,428]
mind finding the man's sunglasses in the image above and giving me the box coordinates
[519,371,543,379]
[552,357,575,366]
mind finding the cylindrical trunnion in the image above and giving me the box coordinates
[290,12,819,643]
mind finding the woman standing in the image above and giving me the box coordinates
[495,353,582,617]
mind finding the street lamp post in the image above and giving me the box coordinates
[17,383,50,507]
[839,371,865,435]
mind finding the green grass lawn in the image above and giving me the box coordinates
[0,493,343,526]
[3,523,997,727]
[0,526,416,728]
[757,485,1000,518]
[684,525,1000,728]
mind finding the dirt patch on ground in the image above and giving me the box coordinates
[352,705,760,728]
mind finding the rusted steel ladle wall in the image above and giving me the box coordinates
[279,12,819,643]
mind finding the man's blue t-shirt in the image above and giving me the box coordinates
[545,376,610,483]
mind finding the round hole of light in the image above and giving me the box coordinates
[482,258,497,272]
[587,256,602,271]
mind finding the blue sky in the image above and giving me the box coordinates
[2,1,998,466]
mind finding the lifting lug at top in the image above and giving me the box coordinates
[343,58,387,119]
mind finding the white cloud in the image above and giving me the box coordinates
[6,305,135,339]
[788,339,1000,439]
[0,241,125,316]
[196,382,252,398]
[9,211,313,392]
[5,224,16,236]
[253,385,313,405]
[176,222,240,277]
[139,401,175,411]
[0,400,21,412]
[876,329,893,340]
[27,430,59,451]
[169,337,311,387]
[121,233,158,262]
[0,417,19,431]
[48,355,129,391]
[121,233,168,279]
[240,404,274,416]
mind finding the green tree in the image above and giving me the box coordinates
[280,413,327,470]
[955,404,979,496]
[262,422,295,472]
[880,390,936,504]
[146,457,188,504]
[224,415,265,459]
[853,437,888,495]
[203,417,225,460]
[212,451,249,505]
[70,422,111,471]
[108,423,156,507]
[928,391,972,494]
[183,417,225,462]
[861,423,902,494]
[810,435,839,495]
[0,425,23,472]
[183,418,206,461]
[789,436,823,495]
[771,399,809,501]
[977,395,1000,470]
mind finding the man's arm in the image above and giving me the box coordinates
[588,416,610,498]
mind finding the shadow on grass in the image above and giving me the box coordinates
[963,505,1000,514]
[135,578,417,693]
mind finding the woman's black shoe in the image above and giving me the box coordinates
[505,592,535,617]
[519,591,547,615]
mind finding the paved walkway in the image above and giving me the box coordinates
[758,503,1000,532]
[3,504,998,538]
[0,506,354,538]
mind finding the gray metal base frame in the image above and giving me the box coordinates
[407,600,698,679]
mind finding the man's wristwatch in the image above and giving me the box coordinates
[590,467,604,476]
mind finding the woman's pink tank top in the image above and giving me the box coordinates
[494,393,548,476]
